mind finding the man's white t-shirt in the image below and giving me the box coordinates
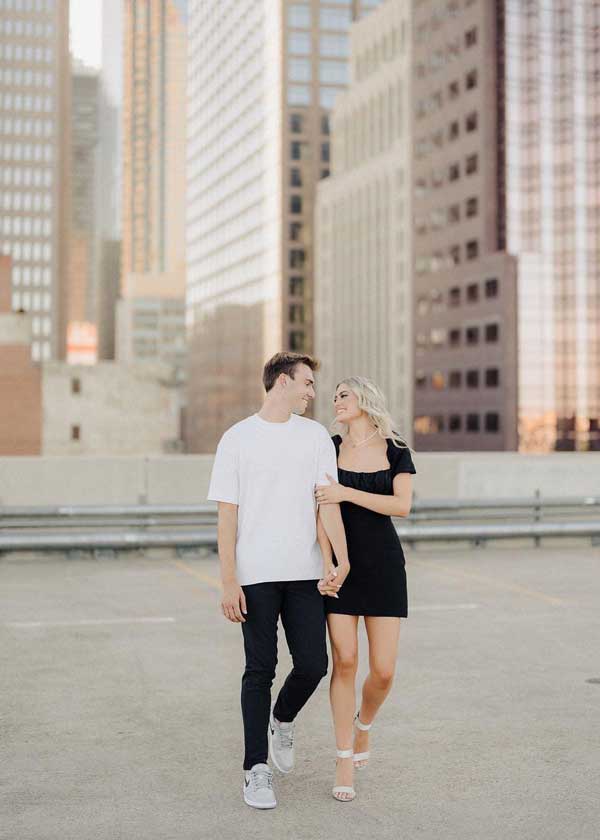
[207,413,338,586]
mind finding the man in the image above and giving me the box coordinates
[207,352,350,809]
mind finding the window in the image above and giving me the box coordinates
[431,329,446,346]
[449,414,462,432]
[289,276,304,296]
[450,245,461,265]
[485,323,499,343]
[465,27,478,48]
[291,141,304,160]
[431,371,445,390]
[290,113,303,133]
[466,153,478,174]
[290,168,302,187]
[321,169,330,179]
[466,111,478,132]
[320,7,351,29]
[449,328,461,346]
[448,80,459,99]
[289,222,302,241]
[288,85,310,105]
[289,32,311,55]
[288,4,311,27]
[449,120,460,141]
[290,330,305,351]
[321,142,330,162]
[289,248,305,268]
[448,204,460,224]
[466,240,479,260]
[466,370,479,388]
[485,412,500,433]
[466,283,479,302]
[320,34,349,57]
[485,277,499,298]
[485,368,500,387]
[319,60,347,84]
[321,115,330,135]
[71,377,81,395]
[466,413,480,432]
[466,326,479,345]
[466,68,478,90]
[466,197,478,218]
[449,287,461,306]
[289,303,304,323]
[290,195,302,214]
[449,162,460,181]
[449,371,462,388]
[289,58,311,82]
[415,372,427,389]
[71,424,81,441]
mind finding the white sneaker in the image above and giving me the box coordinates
[243,763,276,809]
[268,714,295,774]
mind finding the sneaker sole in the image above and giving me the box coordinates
[268,725,293,775]
[243,789,277,810]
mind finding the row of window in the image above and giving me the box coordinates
[414,0,474,41]
[415,196,479,234]
[415,411,501,435]
[354,22,406,83]
[288,32,349,59]
[0,0,53,12]
[0,18,52,37]
[417,278,499,316]
[288,84,343,110]
[1,216,51,235]
[416,69,478,118]
[290,112,330,136]
[416,322,500,350]
[288,5,354,31]
[416,153,479,197]
[415,240,480,275]
[0,43,53,63]
[290,140,329,164]
[30,339,51,361]
[0,116,53,136]
[0,68,52,87]
[289,58,348,86]
[1,239,51,260]
[416,367,500,390]
[11,290,51,310]
[415,113,478,155]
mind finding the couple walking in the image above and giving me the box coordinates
[207,352,416,808]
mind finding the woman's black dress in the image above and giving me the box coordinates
[325,436,416,618]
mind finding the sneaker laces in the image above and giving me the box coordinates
[277,724,294,750]
[250,768,273,790]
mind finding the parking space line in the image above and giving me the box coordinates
[5,617,176,629]
[410,603,479,612]
[172,559,222,591]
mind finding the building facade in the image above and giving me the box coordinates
[314,0,414,438]
[185,0,383,452]
[0,0,71,361]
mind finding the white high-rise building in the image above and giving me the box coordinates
[314,0,413,439]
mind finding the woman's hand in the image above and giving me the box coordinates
[317,562,350,597]
[315,474,347,505]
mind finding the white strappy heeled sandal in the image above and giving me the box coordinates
[353,712,372,770]
[332,749,356,802]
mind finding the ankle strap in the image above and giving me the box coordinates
[354,712,372,731]
[336,748,353,759]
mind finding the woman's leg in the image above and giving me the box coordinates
[327,613,359,797]
[354,617,401,765]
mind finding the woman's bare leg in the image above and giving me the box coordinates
[354,617,401,766]
[327,613,359,798]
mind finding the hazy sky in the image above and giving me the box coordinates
[70,0,103,68]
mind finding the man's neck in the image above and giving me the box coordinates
[258,396,293,424]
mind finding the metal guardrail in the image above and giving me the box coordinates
[1,497,599,551]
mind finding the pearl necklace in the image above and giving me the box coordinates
[348,429,378,448]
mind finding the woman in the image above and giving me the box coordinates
[316,377,416,802]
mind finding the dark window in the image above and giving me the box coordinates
[450,245,461,265]
[466,111,478,132]
[320,169,330,179]
[465,26,478,48]
[449,328,461,346]
[449,370,462,388]
[466,68,478,89]
[466,196,478,217]
[466,239,479,260]
[289,248,305,268]
[466,326,479,345]
[71,424,81,441]
[290,168,302,187]
[321,142,330,162]
[289,330,304,351]
[290,195,302,214]
[485,323,499,342]
[321,114,330,135]
[71,377,81,395]
[289,303,304,324]
[289,222,302,241]
[415,372,427,389]
[466,153,478,174]
[485,277,499,297]
[291,141,303,160]
[466,369,479,388]
[290,113,303,133]
[449,162,460,181]
[449,287,461,306]
[448,204,460,224]
[466,413,480,432]
[449,414,462,432]
[448,80,459,99]
[467,282,479,302]
[485,412,500,433]
[449,120,460,141]
[485,368,500,387]
[289,275,304,296]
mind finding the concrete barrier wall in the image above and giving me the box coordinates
[1,452,599,506]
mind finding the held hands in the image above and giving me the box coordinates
[315,473,347,505]
[317,562,350,598]
[221,580,247,623]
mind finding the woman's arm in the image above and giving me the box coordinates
[316,473,413,518]
[317,511,333,576]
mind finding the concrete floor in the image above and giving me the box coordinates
[1,544,599,840]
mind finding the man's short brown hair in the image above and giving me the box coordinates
[262,352,320,392]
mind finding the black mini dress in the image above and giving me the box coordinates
[325,435,416,618]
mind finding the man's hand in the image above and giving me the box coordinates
[221,581,247,622]
[317,563,350,598]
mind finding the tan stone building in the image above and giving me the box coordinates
[314,0,414,439]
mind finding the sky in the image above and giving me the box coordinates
[70,0,103,68]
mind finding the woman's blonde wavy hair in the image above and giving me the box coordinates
[329,376,411,449]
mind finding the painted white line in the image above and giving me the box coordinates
[410,603,479,612]
[5,616,176,629]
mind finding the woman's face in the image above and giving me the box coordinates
[333,383,362,423]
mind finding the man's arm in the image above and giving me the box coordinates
[318,503,350,587]
[316,511,340,597]
[217,501,247,622]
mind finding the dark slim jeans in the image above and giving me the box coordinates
[240,579,328,770]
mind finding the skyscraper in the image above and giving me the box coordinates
[0,0,71,361]
[185,0,383,452]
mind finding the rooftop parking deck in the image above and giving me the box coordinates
[2,544,599,840]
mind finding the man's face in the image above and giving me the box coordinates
[285,363,315,414]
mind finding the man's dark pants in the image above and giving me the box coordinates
[240,579,328,770]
